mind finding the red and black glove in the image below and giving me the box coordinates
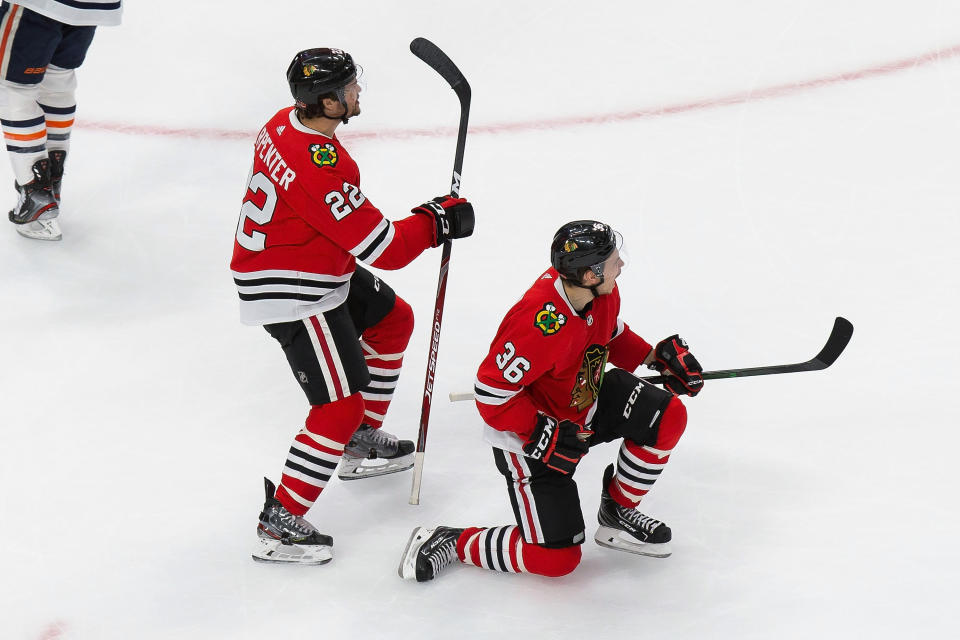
[411,195,475,247]
[522,413,590,474]
[652,334,704,396]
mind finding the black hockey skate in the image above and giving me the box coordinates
[338,423,415,481]
[594,464,672,558]
[252,477,333,565]
[398,526,464,582]
[9,158,58,225]
[49,150,66,202]
[9,158,61,240]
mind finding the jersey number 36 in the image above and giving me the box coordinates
[496,341,531,384]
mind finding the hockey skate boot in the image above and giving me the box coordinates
[594,464,672,557]
[252,477,333,565]
[9,158,58,224]
[48,150,66,202]
[337,423,415,481]
[398,526,464,582]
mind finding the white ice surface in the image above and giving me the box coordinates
[1,2,958,638]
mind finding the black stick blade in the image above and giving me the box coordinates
[410,37,471,98]
[640,316,854,384]
[813,316,854,368]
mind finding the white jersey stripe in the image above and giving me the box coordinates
[474,378,520,398]
[303,317,338,400]
[317,314,351,397]
[506,452,543,544]
[232,268,352,283]
[359,222,396,265]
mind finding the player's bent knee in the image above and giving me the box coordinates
[386,295,414,342]
[305,393,365,442]
[523,543,582,577]
[654,396,687,451]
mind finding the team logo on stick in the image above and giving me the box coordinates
[309,143,339,167]
[534,302,566,336]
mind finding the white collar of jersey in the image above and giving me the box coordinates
[553,277,579,317]
[287,109,334,139]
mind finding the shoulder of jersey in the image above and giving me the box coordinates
[264,108,347,173]
[511,270,574,338]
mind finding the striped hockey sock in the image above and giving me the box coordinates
[357,297,413,429]
[359,348,402,429]
[457,526,583,577]
[275,395,364,515]
[40,102,73,154]
[1,108,47,184]
[608,439,671,509]
[457,526,523,573]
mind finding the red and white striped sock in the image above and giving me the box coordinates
[457,526,523,573]
[358,297,413,429]
[274,394,364,516]
[456,526,582,577]
[608,439,671,509]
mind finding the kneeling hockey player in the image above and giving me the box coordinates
[400,220,702,581]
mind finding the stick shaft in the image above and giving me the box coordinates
[409,38,471,505]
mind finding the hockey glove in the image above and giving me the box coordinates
[652,334,704,396]
[522,413,590,475]
[411,196,475,247]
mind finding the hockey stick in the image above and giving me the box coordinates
[409,37,471,505]
[641,316,853,383]
[447,317,854,401]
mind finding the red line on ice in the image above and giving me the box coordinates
[79,43,960,142]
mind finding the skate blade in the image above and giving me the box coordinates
[252,537,333,565]
[338,453,414,481]
[15,219,61,241]
[398,527,430,580]
[594,526,672,558]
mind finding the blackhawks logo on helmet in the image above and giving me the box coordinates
[309,143,338,167]
[534,302,566,336]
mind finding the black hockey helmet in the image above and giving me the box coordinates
[286,48,358,110]
[550,220,618,281]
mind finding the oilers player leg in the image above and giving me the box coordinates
[0,7,94,240]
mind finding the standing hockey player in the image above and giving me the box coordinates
[231,47,475,565]
[0,0,123,241]
[399,220,702,581]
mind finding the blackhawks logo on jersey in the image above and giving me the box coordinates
[309,143,338,167]
[534,302,566,336]
[570,344,608,411]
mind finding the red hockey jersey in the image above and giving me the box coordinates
[474,268,653,452]
[230,107,435,325]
